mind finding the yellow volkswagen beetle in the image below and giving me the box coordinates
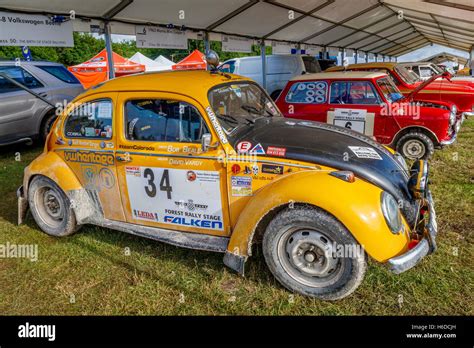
[17,61,437,300]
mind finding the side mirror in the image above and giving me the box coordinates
[201,133,218,152]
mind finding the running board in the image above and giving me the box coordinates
[97,219,229,253]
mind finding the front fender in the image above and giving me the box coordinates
[226,170,410,263]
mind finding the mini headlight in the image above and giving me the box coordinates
[381,192,403,234]
[449,106,457,125]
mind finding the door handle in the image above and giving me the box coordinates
[116,155,132,162]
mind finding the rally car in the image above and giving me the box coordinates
[18,60,437,300]
[275,71,460,159]
[326,62,474,119]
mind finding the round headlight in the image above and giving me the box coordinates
[450,105,457,125]
[381,192,403,234]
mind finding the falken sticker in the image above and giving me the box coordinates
[249,143,265,155]
[206,106,228,144]
[267,146,286,157]
[236,141,252,153]
[348,146,382,160]
[231,176,252,197]
[261,164,284,175]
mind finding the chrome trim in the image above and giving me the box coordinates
[440,131,457,146]
[462,111,473,118]
[388,190,437,274]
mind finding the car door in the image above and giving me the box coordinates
[115,92,230,237]
[59,92,126,222]
[327,80,383,140]
[0,66,46,139]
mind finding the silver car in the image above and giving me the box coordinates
[0,61,84,146]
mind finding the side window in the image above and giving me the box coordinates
[124,99,208,143]
[330,81,380,105]
[64,99,113,139]
[285,81,327,104]
[0,66,43,93]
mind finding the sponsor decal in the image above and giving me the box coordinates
[244,166,252,175]
[348,146,382,160]
[125,166,141,177]
[261,164,284,175]
[66,131,82,137]
[118,144,155,151]
[249,143,265,155]
[231,176,252,197]
[252,164,259,176]
[164,215,223,230]
[82,165,97,189]
[64,151,114,166]
[236,141,252,153]
[68,139,100,148]
[133,209,159,221]
[206,106,228,144]
[267,146,287,157]
[187,171,197,182]
[99,168,115,189]
[175,199,208,211]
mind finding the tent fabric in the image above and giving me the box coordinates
[1,0,473,57]
[172,50,206,71]
[154,55,175,68]
[68,49,145,88]
[130,52,172,72]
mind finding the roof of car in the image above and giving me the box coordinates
[81,70,252,98]
[0,60,64,66]
[325,62,398,72]
[291,71,387,81]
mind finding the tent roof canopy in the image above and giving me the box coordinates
[0,0,472,57]
[418,51,469,66]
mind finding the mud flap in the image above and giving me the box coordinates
[17,186,28,225]
[223,251,246,276]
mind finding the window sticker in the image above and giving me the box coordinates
[348,146,382,160]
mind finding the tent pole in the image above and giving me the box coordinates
[355,50,358,64]
[204,32,210,56]
[470,46,474,76]
[104,22,115,79]
[261,40,267,90]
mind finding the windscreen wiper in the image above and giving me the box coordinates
[216,114,239,124]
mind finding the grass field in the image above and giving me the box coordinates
[0,121,472,315]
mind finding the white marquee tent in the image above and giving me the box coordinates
[130,52,173,71]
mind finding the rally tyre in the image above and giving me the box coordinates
[263,206,367,300]
[28,176,79,237]
[40,111,58,143]
[396,131,434,160]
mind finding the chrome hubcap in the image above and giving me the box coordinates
[403,139,425,159]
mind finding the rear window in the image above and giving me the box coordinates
[285,81,328,104]
[218,61,236,74]
[37,65,80,84]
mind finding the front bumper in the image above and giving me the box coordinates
[387,191,437,274]
[462,111,473,119]
[440,119,462,146]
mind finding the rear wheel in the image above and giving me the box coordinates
[40,111,57,142]
[28,176,78,237]
[263,206,367,300]
[396,131,434,160]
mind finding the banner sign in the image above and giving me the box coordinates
[304,45,322,56]
[135,26,188,49]
[0,11,73,47]
[272,41,296,55]
[222,35,252,53]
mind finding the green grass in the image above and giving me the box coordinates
[0,121,473,315]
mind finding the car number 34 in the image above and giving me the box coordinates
[143,168,172,199]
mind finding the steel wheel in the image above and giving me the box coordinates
[402,139,426,160]
[277,227,343,288]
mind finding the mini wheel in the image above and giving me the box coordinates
[396,131,435,160]
[263,206,367,300]
[28,176,79,237]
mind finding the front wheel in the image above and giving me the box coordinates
[28,176,79,237]
[396,131,434,160]
[263,206,367,300]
